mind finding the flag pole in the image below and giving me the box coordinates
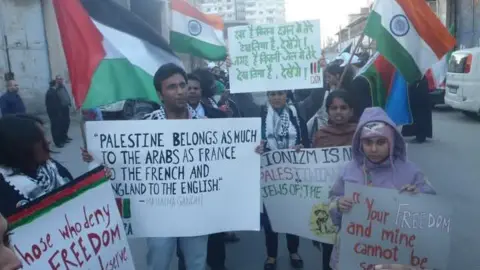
[338,32,365,87]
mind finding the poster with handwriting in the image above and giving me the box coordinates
[339,183,452,270]
[228,20,322,93]
[261,147,352,244]
[7,167,135,270]
[86,118,261,237]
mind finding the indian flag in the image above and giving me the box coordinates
[364,0,455,84]
[170,0,227,61]
[52,0,183,109]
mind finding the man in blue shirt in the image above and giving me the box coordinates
[0,79,26,116]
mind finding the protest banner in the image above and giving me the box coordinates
[261,146,352,244]
[7,167,135,270]
[86,118,261,237]
[228,20,322,93]
[339,183,452,270]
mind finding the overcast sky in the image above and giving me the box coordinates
[285,0,371,43]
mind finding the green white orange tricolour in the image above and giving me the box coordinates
[364,0,455,83]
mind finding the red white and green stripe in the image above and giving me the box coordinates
[170,0,227,61]
[364,0,456,83]
[357,53,397,108]
[53,0,184,109]
[7,167,107,229]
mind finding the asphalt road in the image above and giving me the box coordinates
[54,108,480,270]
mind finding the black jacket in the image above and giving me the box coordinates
[260,104,310,152]
[0,160,74,217]
[45,87,62,118]
[204,105,227,119]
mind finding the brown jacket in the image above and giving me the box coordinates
[312,123,357,148]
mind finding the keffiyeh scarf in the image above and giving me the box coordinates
[265,104,298,150]
[0,160,68,201]
[143,105,199,120]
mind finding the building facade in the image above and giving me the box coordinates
[199,0,285,24]
[0,0,51,113]
[455,0,480,48]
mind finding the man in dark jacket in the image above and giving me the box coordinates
[0,79,26,116]
[46,80,65,147]
[55,75,72,143]
[178,71,227,270]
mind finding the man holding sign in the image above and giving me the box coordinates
[142,64,209,270]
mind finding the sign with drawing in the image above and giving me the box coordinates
[261,147,352,244]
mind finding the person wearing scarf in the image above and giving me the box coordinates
[142,64,209,270]
[260,90,309,270]
[0,115,74,217]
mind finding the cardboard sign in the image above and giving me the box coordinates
[86,118,262,237]
[261,147,352,244]
[7,167,135,270]
[228,20,322,93]
[339,183,452,270]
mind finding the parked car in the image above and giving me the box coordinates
[100,99,159,120]
[444,47,480,120]
[429,85,445,107]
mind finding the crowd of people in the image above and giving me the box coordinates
[0,56,435,270]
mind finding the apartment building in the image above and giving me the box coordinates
[199,0,285,24]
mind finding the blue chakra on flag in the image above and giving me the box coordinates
[188,20,202,36]
[389,14,410,37]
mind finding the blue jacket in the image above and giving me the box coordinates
[0,91,26,115]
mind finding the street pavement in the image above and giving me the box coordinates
[53,108,480,270]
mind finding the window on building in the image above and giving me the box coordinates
[426,0,438,15]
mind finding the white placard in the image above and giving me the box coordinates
[9,169,135,270]
[228,20,322,93]
[86,118,262,237]
[261,147,351,244]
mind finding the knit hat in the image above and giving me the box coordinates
[361,121,394,140]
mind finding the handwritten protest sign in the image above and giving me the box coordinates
[86,118,261,237]
[261,147,352,244]
[7,167,135,270]
[339,183,452,270]
[228,20,322,93]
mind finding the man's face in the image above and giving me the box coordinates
[187,79,202,106]
[55,76,64,86]
[6,80,18,92]
[212,67,221,77]
[159,74,187,111]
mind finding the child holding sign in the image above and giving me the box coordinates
[327,107,435,270]
[311,89,356,270]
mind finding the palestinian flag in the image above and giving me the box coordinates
[53,0,184,109]
[170,0,227,61]
[364,0,455,84]
[358,53,412,125]
[7,166,107,228]
[116,198,132,219]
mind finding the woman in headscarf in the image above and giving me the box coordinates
[0,115,74,217]
[260,90,309,270]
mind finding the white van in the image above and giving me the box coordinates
[444,47,480,119]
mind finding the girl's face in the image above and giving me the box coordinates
[326,72,340,88]
[361,137,390,163]
[268,91,287,109]
[328,97,352,125]
[0,216,22,270]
